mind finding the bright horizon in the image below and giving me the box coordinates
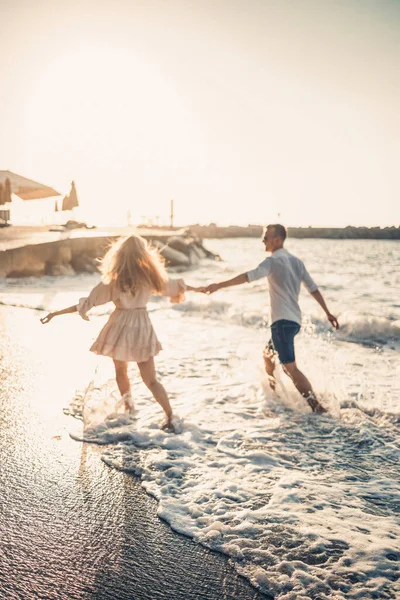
[1,0,399,228]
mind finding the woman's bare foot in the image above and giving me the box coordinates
[121,391,135,414]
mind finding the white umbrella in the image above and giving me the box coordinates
[0,170,61,200]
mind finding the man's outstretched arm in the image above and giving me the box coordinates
[205,273,249,294]
[310,289,339,329]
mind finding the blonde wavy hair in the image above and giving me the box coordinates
[100,234,167,295]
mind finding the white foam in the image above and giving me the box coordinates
[336,312,400,344]
[63,313,400,599]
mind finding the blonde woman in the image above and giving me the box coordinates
[41,234,199,431]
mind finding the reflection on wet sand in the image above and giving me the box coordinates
[0,306,269,600]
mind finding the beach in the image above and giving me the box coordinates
[2,0,399,594]
[0,304,268,600]
[1,236,399,599]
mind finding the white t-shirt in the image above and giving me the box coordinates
[246,248,318,326]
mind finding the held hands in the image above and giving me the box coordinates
[40,312,55,324]
[327,313,339,330]
[185,285,207,293]
[203,283,220,295]
[169,283,206,303]
[186,284,220,295]
[169,284,218,302]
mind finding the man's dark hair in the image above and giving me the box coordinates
[266,224,287,241]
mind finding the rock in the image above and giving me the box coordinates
[188,248,200,265]
[53,245,72,263]
[7,262,46,277]
[165,235,221,264]
[161,246,190,267]
[6,247,46,277]
[46,262,76,276]
[152,240,190,266]
[201,244,222,261]
[71,255,99,273]
[167,236,191,257]
[191,242,207,259]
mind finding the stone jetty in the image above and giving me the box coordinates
[0,228,221,278]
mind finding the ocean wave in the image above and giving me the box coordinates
[65,379,400,600]
[312,313,400,346]
[0,294,162,315]
[172,299,232,316]
[0,299,47,311]
[1,283,399,347]
[173,300,400,345]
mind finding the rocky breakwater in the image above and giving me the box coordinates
[151,235,221,270]
[287,226,400,239]
[0,233,220,278]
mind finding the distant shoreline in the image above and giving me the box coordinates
[1,223,399,243]
[185,224,400,240]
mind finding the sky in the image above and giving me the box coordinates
[1,0,399,227]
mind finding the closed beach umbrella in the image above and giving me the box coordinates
[61,195,71,211]
[61,181,79,211]
[68,180,79,209]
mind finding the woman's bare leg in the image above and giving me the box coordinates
[113,359,132,410]
[137,357,173,424]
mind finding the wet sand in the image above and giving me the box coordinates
[0,306,271,600]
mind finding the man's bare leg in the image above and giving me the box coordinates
[282,361,326,413]
[263,346,277,391]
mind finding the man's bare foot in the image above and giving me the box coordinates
[306,395,327,414]
[161,414,177,433]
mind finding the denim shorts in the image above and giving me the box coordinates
[266,319,301,364]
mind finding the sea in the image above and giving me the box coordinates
[1,237,399,600]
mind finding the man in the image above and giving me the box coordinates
[204,224,339,413]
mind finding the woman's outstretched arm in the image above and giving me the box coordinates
[40,304,79,324]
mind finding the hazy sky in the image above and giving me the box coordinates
[1,0,399,226]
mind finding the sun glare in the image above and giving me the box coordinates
[4,1,399,227]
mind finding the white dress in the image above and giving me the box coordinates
[77,278,185,363]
